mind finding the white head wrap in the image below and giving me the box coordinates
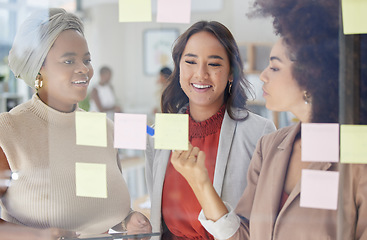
[8,8,84,88]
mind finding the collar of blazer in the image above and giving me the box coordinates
[276,122,334,214]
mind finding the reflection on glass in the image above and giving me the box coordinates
[0,9,9,42]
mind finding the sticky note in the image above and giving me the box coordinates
[301,123,339,162]
[119,0,152,22]
[114,113,147,150]
[75,112,107,147]
[75,162,107,198]
[157,0,191,23]
[154,113,188,150]
[340,125,367,163]
[342,0,367,34]
[300,169,339,210]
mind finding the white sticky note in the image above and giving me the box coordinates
[75,162,107,198]
[75,112,107,147]
[154,113,188,150]
[156,0,191,23]
[300,169,339,210]
[114,113,147,150]
[301,123,339,162]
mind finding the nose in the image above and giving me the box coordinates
[76,61,90,74]
[195,63,208,80]
[259,67,268,83]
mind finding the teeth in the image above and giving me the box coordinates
[73,80,87,84]
[192,83,211,89]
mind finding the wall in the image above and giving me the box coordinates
[82,0,277,124]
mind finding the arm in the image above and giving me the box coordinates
[172,137,266,240]
[112,210,152,234]
[171,143,228,221]
[344,164,367,239]
[0,147,10,196]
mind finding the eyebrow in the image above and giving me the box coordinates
[270,56,282,62]
[184,53,224,60]
[61,52,91,58]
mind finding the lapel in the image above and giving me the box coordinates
[213,110,237,196]
[153,150,171,195]
[268,123,302,226]
[151,149,171,225]
[277,123,334,217]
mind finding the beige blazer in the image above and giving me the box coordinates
[231,122,367,240]
[145,107,276,237]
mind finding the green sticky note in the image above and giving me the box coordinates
[155,113,188,150]
[75,162,107,198]
[342,0,367,34]
[340,125,367,163]
[75,112,107,147]
[119,0,152,22]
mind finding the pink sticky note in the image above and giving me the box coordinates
[300,169,339,210]
[114,113,147,150]
[301,123,339,162]
[156,0,191,23]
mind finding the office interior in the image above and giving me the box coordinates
[0,0,366,222]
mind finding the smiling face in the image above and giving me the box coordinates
[38,29,93,112]
[179,31,232,120]
[260,39,307,118]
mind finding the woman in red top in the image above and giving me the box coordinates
[145,21,275,239]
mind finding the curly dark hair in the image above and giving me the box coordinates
[161,20,252,120]
[251,0,340,123]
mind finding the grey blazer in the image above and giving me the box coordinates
[145,107,276,236]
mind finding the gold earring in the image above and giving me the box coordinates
[35,73,43,90]
[228,81,233,94]
[303,91,311,104]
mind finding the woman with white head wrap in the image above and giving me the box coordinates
[0,8,151,239]
[8,8,84,89]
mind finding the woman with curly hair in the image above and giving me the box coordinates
[170,0,367,239]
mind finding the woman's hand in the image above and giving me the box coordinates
[125,211,152,235]
[171,143,229,222]
[171,143,211,189]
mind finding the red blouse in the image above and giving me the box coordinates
[161,105,226,240]
[278,190,290,213]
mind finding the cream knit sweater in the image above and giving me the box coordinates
[0,94,130,235]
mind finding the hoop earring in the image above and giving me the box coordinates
[303,91,311,104]
[228,81,233,95]
[35,73,43,90]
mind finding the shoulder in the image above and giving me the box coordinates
[246,111,274,125]
[0,112,13,129]
[230,110,276,134]
[259,123,299,147]
[0,101,31,128]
